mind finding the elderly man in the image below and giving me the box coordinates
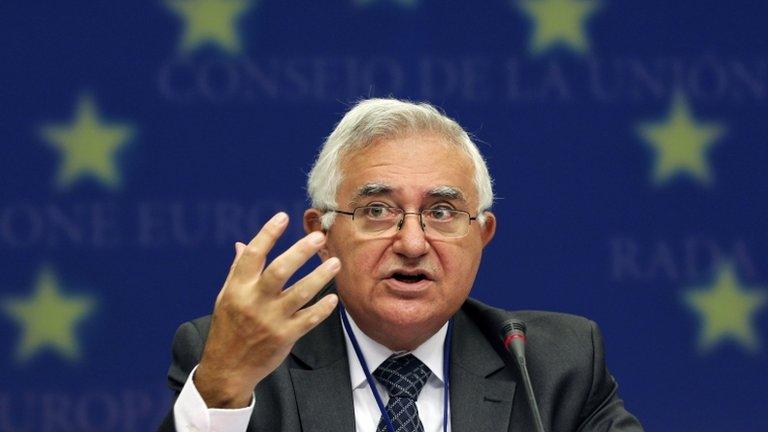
[159,99,643,432]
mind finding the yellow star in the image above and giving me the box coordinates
[165,0,254,54]
[2,266,95,362]
[684,264,767,353]
[637,93,725,186]
[40,94,134,190]
[517,0,601,55]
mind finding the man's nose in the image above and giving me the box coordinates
[392,214,429,258]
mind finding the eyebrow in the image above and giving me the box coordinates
[426,186,466,201]
[356,183,393,198]
[351,183,466,204]
[348,182,393,207]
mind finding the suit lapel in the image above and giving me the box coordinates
[449,308,516,432]
[289,306,356,432]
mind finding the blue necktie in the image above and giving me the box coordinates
[373,354,432,432]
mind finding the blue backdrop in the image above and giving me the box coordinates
[1,1,766,430]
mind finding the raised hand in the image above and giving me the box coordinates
[193,212,340,408]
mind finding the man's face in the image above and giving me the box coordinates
[307,133,496,350]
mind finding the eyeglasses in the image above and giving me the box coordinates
[327,206,478,238]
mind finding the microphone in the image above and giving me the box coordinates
[499,320,546,432]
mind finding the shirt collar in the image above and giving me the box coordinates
[342,309,448,390]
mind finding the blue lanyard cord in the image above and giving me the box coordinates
[340,306,395,432]
[340,304,452,432]
[443,320,452,431]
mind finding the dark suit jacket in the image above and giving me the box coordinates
[159,294,643,432]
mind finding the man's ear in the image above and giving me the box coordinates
[303,208,323,233]
[303,208,330,259]
[479,211,496,247]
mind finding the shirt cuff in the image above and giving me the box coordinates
[174,365,255,432]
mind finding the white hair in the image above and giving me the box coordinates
[307,98,494,229]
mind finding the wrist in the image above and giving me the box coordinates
[194,364,254,409]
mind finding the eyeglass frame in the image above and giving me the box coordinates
[325,205,480,238]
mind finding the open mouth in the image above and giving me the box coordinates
[391,273,428,284]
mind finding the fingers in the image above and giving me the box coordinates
[280,257,341,313]
[232,212,289,281]
[258,231,327,292]
[290,294,339,337]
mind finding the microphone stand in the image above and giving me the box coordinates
[501,320,546,432]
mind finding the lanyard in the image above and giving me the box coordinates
[340,304,453,432]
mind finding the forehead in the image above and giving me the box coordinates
[338,133,476,204]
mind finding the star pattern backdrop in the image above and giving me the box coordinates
[1,1,766,431]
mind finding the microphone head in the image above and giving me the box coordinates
[499,319,528,359]
[500,319,527,338]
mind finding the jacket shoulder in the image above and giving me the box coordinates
[165,315,213,391]
[463,298,598,369]
[464,298,595,338]
[188,314,212,341]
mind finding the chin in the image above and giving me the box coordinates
[375,297,444,330]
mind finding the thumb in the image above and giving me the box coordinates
[218,242,247,305]
[234,242,246,260]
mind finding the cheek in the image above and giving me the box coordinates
[436,243,482,287]
[332,241,388,285]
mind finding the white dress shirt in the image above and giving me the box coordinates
[344,311,450,432]
[174,311,450,432]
